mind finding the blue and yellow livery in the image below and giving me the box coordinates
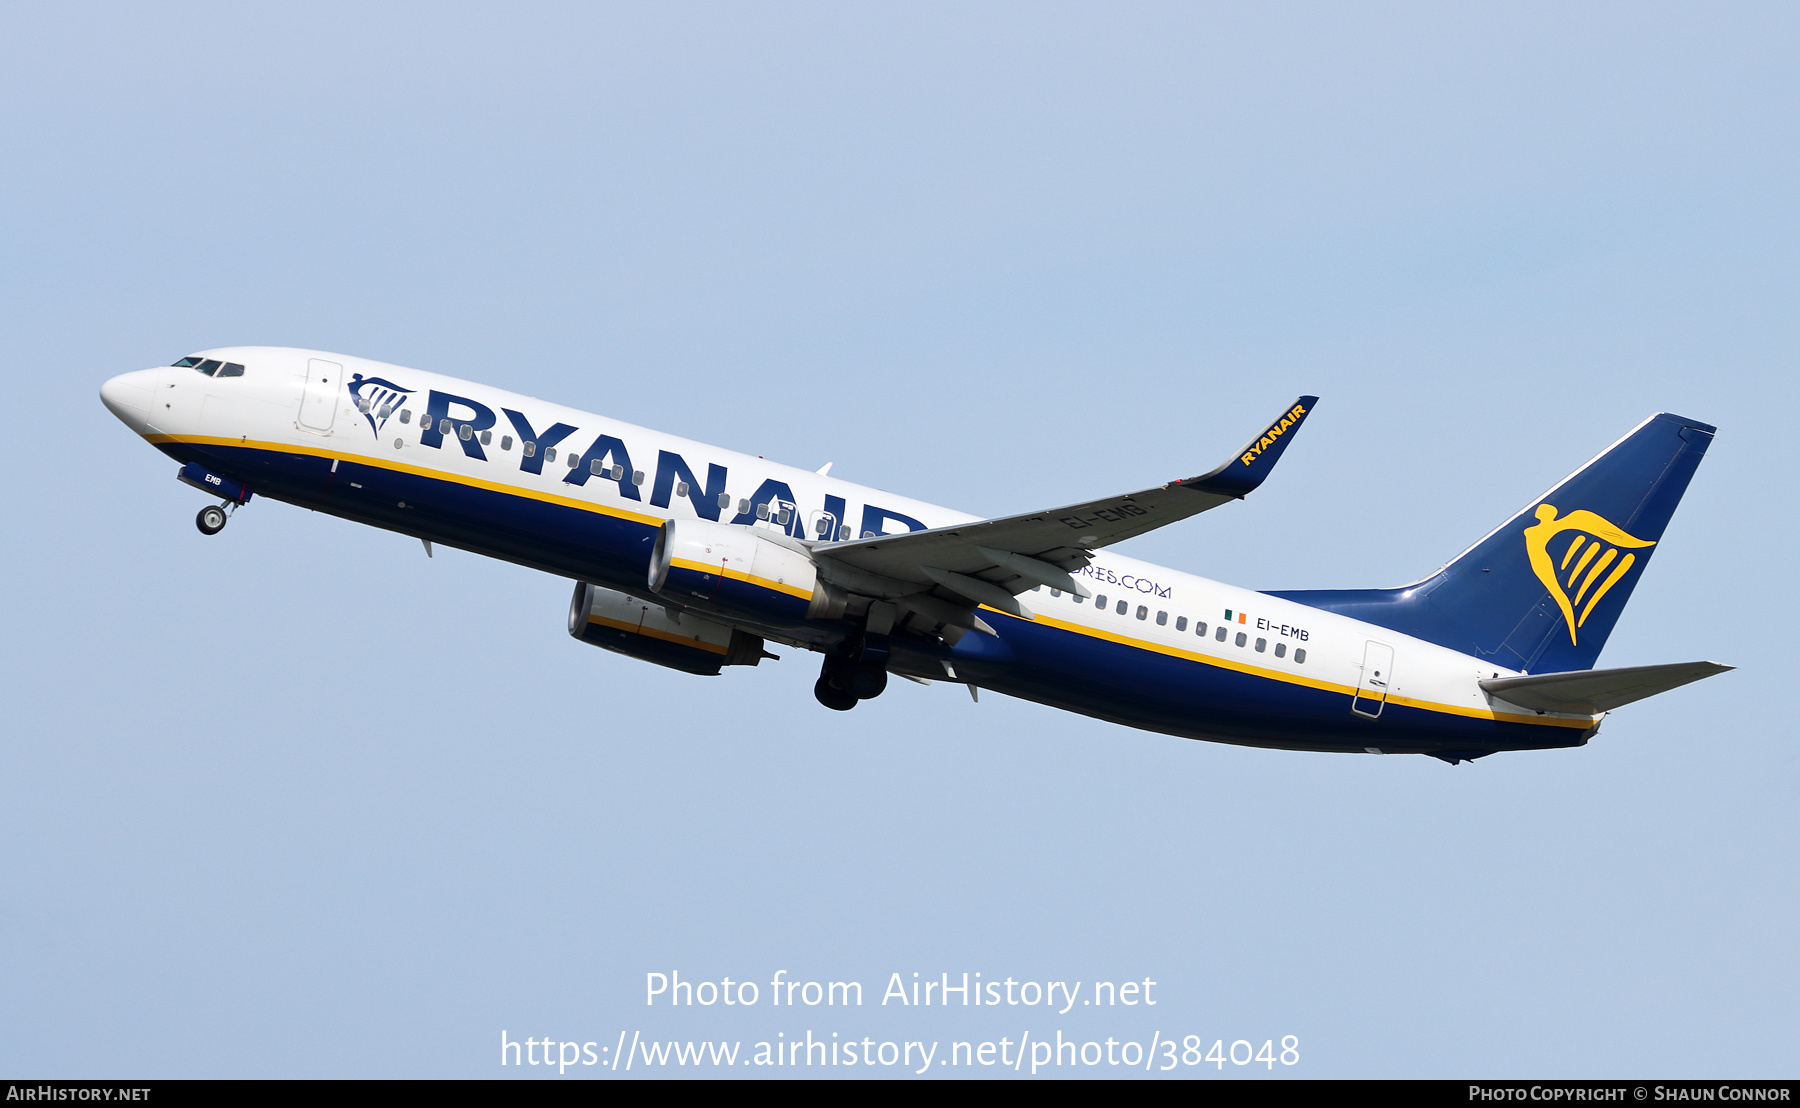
[100,350,1730,764]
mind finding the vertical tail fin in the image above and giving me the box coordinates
[1268,413,1715,672]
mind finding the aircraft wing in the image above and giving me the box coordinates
[813,397,1316,623]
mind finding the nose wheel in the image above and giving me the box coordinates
[196,504,229,535]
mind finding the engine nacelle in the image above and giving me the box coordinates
[567,581,766,676]
[648,518,829,626]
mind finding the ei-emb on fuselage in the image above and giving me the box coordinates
[99,349,1730,763]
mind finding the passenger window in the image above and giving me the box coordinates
[543,446,556,462]
[1114,600,1127,615]
[195,359,222,375]
[480,430,491,445]
[1155,610,1166,625]
[1095,594,1108,609]
[217,362,245,377]
[400,410,412,424]
[377,405,391,418]
[1196,621,1207,636]
[439,419,453,435]
[459,425,473,440]
[840,526,852,540]
[1176,616,1187,631]
[358,399,371,413]
[1236,632,1247,647]
[500,435,513,451]
[632,470,645,485]
[1136,605,1148,620]
[718,492,732,509]
[1255,637,1266,652]
[523,441,535,457]
[1050,589,1062,598]
[1215,626,1227,642]
[567,453,579,468]
[777,507,791,524]
[861,530,874,538]
[757,502,770,520]
[1295,649,1307,664]
[1275,643,1287,658]
[1031,585,1041,592]
[591,458,604,475]
[676,481,690,497]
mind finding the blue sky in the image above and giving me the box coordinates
[1,2,1795,1077]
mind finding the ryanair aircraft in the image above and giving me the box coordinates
[100,349,1729,763]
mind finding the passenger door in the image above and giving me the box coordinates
[298,358,342,433]
[1352,640,1395,719]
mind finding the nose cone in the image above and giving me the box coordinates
[100,369,159,432]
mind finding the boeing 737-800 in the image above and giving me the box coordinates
[99,348,1728,763]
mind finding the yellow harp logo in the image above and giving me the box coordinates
[1523,504,1656,645]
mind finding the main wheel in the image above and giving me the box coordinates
[846,664,888,700]
[196,505,228,535]
[814,675,858,711]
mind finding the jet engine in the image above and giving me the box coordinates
[567,581,767,676]
[648,518,831,626]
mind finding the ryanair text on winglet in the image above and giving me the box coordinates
[1240,403,1308,466]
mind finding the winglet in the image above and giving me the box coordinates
[1184,396,1318,498]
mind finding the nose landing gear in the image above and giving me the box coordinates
[178,464,251,535]
[195,503,230,535]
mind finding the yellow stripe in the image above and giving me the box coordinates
[155,434,1585,729]
[1000,608,1592,729]
[161,432,815,598]
[145,433,665,527]
[668,556,813,601]
[586,613,729,654]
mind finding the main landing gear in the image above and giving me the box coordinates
[195,503,231,535]
[814,646,890,711]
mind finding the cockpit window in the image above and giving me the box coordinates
[169,356,244,376]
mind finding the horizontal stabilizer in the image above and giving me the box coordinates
[1480,661,1731,715]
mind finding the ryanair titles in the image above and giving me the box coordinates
[407,387,929,541]
[1239,402,1308,467]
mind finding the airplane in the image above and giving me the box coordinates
[99,348,1730,763]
